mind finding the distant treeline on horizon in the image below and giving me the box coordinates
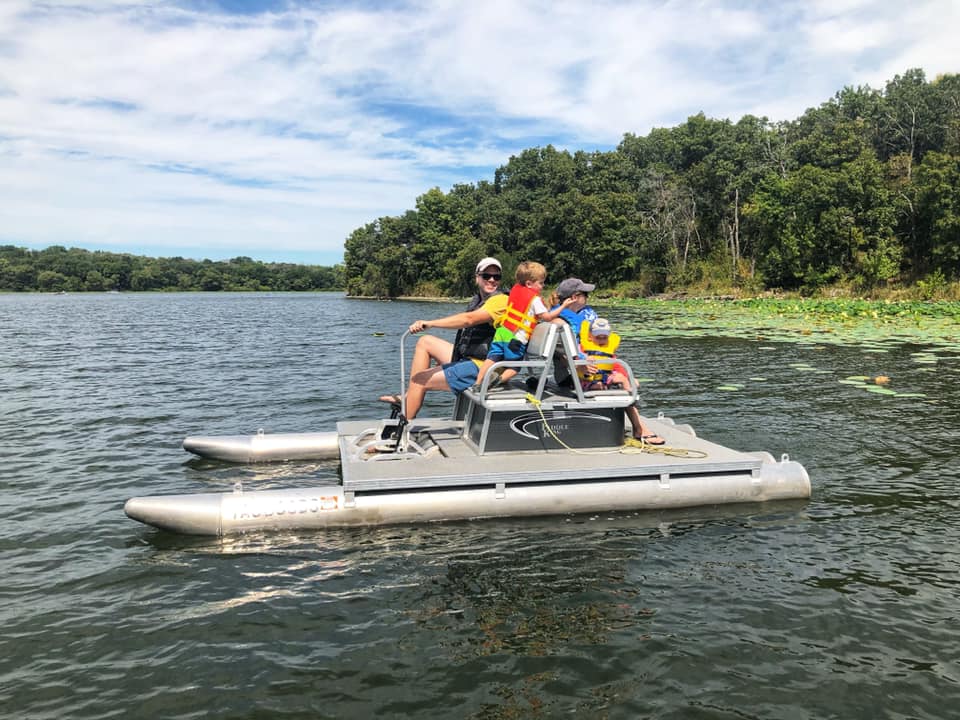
[344,68,960,298]
[0,245,344,292]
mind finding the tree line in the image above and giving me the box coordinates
[344,68,960,298]
[0,245,344,292]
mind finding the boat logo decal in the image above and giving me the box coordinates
[509,411,611,440]
[231,494,339,520]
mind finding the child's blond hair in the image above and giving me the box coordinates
[515,261,547,286]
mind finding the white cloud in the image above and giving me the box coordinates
[0,0,958,263]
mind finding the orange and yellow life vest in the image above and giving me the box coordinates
[498,284,540,341]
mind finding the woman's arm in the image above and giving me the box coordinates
[408,307,493,334]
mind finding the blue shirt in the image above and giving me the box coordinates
[553,305,598,338]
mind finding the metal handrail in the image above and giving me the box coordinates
[399,329,411,418]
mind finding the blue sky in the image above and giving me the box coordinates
[1,0,958,266]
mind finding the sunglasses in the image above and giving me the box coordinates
[479,273,502,281]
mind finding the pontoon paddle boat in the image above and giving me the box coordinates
[125,322,810,535]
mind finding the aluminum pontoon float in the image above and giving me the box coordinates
[125,323,810,535]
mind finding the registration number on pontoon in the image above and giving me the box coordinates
[232,495,339,519]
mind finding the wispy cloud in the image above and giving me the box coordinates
[0,0,957,263]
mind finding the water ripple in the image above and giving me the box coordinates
[2,293,960,718]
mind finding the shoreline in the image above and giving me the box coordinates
[348,293,960,314]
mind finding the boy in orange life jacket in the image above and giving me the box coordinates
[473,261,574,389]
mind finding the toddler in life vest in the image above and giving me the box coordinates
[577,317,629,390]
[473,261,574,389]
[579,317,665,444]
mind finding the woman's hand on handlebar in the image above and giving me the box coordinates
[409,319,429,334]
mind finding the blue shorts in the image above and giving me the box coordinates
[486,339,527,362]
[442,359,480,393]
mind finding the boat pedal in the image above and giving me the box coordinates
[363,439,397,454]
[379,414,407,443]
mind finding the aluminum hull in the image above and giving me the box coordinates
[127,415,810,535]
[124,466,808,536]
[182,431,339,463]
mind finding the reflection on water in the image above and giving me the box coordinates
[2,292,960,719]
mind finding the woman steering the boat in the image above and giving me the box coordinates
[378,257,508,419]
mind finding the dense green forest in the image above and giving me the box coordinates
[344,69,960,299]
[0,245,344,292]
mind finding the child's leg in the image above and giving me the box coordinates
[605,370,628,389]
[474,358,494,384]
[496,339,526,385]
[626,405,664,444]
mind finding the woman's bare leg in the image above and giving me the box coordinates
[411,335,453,375]
[381,336,454,406]
[404,366,452,419]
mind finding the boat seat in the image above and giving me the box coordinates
[552,323,639,403]
[461,322,641,454]
[467,322,639,406]
[467,321,558,399]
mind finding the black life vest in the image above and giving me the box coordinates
[451,290,504,362]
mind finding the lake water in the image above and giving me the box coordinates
[2,292,959,718]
